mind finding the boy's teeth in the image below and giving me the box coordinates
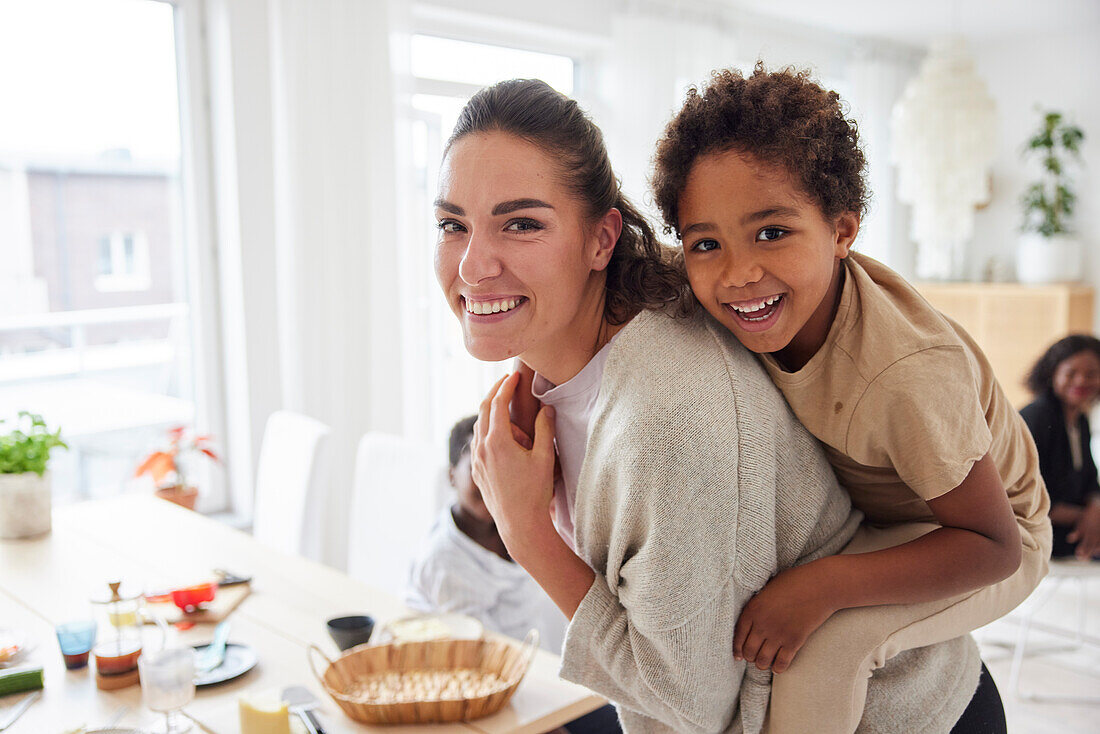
[732,295,781,313]
[466,297,521,315]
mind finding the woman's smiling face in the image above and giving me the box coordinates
[1053,350,1100,414]
[678,150,858,368]
[434,132,615,374]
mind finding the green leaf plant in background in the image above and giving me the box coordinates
[0,411,68,476]
[1021,110,1086,238]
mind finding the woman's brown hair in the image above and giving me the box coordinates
[447,79,690,323]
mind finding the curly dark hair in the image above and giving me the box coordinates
[652,62,869,236]
[1026,334,1100,396]
[448,79,691,323]
[447,414,478,468]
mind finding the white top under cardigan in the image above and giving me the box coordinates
[532,330,621,551]
[553,307,981,734]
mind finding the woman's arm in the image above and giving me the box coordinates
[1049,502,1085,525]
[471,370,753,733]
[1068,418,1100,558]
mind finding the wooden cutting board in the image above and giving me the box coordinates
[145,583,251,624]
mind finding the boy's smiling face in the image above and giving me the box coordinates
[678,150,859,369]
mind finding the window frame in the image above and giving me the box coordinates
[160,0,231,514]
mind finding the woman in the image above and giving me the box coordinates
[1021,335,1100,560]
[434,78,985,733]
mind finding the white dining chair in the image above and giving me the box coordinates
[251,410,332,558]
[1006,557,1100,702]
[347,432,447,597]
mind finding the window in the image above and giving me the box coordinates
[0,0,221,507]
[95,231,151,291]
[400,34,577,448]
[411,35,575,93]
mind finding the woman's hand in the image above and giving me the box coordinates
[1068,500,1100,560]
[471,372,557,548]
[733,561,838,673]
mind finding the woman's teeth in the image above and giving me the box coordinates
[465,297,523,315]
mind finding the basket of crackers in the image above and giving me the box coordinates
[308,628,539,724]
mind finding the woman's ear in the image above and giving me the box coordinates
[589,207,623,271]
[834,211,860,258]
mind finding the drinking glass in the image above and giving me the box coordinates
[55,619,97,670]
[138,647,195,733]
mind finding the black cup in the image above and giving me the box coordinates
[326,615,375,651]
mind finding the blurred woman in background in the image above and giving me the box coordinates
[1021,335,1100,560]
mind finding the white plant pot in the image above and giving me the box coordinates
[1017,233,1083,284]
[0,471,52,539]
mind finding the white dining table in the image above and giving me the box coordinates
[0,495,606,733]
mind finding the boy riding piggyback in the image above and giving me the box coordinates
[652,64,1052,733]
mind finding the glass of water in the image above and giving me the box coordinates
[138,647,195,733]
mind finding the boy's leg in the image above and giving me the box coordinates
[767,521,1049,734]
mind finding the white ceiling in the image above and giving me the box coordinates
[728,0,1100,47]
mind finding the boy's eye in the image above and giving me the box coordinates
[690,239,719,253]
[756,227,787,243]
[437,219,466,234]
[505,218,543,233]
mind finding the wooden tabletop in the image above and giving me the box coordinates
[0,495,605,733]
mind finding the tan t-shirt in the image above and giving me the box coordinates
[761,252,1049,543]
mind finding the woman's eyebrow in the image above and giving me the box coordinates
[492,198,554,215]
[434,199,464,215]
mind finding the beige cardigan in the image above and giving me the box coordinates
[559,308,980,733]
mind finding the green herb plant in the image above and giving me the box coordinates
[0,411,68,476]
[1021,110,1086,237]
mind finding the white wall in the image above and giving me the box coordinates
[201,0,399,567]
[971,26,1100,323]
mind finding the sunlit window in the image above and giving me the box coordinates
[0,0,208,504]
[411,35,575,93]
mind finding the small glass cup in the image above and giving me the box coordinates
[55,620,97,670]
[138,647,195,733]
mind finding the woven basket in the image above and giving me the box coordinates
[308,630,539,724]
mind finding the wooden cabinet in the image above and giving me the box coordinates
[915,283,1094,407]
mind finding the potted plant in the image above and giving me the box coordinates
[0,412,68,538]
[135,426,220,511]
[1017,110,1086,283]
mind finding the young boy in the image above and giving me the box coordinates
[406,416,622,734]
[651,64,1051,733]
[405,415,567,653]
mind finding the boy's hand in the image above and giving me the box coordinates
[733,562,838,673]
